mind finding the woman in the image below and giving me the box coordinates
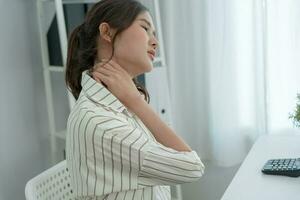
[65,0,205,199]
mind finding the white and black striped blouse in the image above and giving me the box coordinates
[66,70,205,200]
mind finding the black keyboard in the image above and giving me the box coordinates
[262,158,300,177]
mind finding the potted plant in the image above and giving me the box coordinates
[289,94,300,128]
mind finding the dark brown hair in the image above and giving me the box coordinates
[65,0,150,103]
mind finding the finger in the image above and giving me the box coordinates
[92,71,110,80]
[103,63,118,73]
[93,59,113,69]
[97,59,124,74]
[94,66,113,77]
[93,62,106,70]
[108,60,123,70]
[94,76,101,83]
[94,61,119,76]
[108,59,120,67]
[93,75,102,83]
[99,59,111,67]
[106,61,126,75]
[93,71,110,84]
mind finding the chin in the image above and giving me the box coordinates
[146,66,153,73]
[137,61,152,74]
[145,61,154,72]
[136,67,152,77]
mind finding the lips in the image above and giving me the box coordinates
[147,50,156,61]
[148,53,155,61]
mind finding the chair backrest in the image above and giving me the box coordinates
[25,160,74,200]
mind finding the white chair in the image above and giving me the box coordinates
[25,160,182,200]
[25,160,74,200]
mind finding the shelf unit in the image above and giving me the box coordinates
[36,0,182,199]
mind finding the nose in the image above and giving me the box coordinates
[150,36,158,50]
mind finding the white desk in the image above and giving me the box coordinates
[221,134,300,200]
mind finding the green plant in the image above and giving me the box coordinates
[289,93,300,128]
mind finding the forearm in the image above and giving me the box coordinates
[129,99,192,152]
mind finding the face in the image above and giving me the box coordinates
[112,11,158,77]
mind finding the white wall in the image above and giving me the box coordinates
[0,0,51,199]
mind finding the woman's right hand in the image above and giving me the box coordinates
[90,59,143,109]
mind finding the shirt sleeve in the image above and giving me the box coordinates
[89,112,205,193]
[138,139,205,186]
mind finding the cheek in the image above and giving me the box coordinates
[113,29,152,74]
[118,30,147,54]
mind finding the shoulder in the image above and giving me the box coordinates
[70,96,129,126]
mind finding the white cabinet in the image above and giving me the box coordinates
[145,67,173,127]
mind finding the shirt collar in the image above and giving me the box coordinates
[81,70,134,117]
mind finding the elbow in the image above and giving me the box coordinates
[197,162,205,178]
[189,150,205,177]
[181,162,205,184]
[193,161,205,179]
[191,160,205,181]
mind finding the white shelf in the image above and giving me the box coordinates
[41,0,100,4]
[48,66,64,72]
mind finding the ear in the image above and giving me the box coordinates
[99,22,115,43]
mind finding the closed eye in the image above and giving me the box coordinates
[141,26,149,31]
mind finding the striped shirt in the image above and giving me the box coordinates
[66,70,205,200]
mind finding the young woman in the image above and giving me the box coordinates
[65,0,205,199]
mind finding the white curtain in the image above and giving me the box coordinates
[266,0,300,134]
[159,0,300,167]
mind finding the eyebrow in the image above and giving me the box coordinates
[138,18,156,37]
